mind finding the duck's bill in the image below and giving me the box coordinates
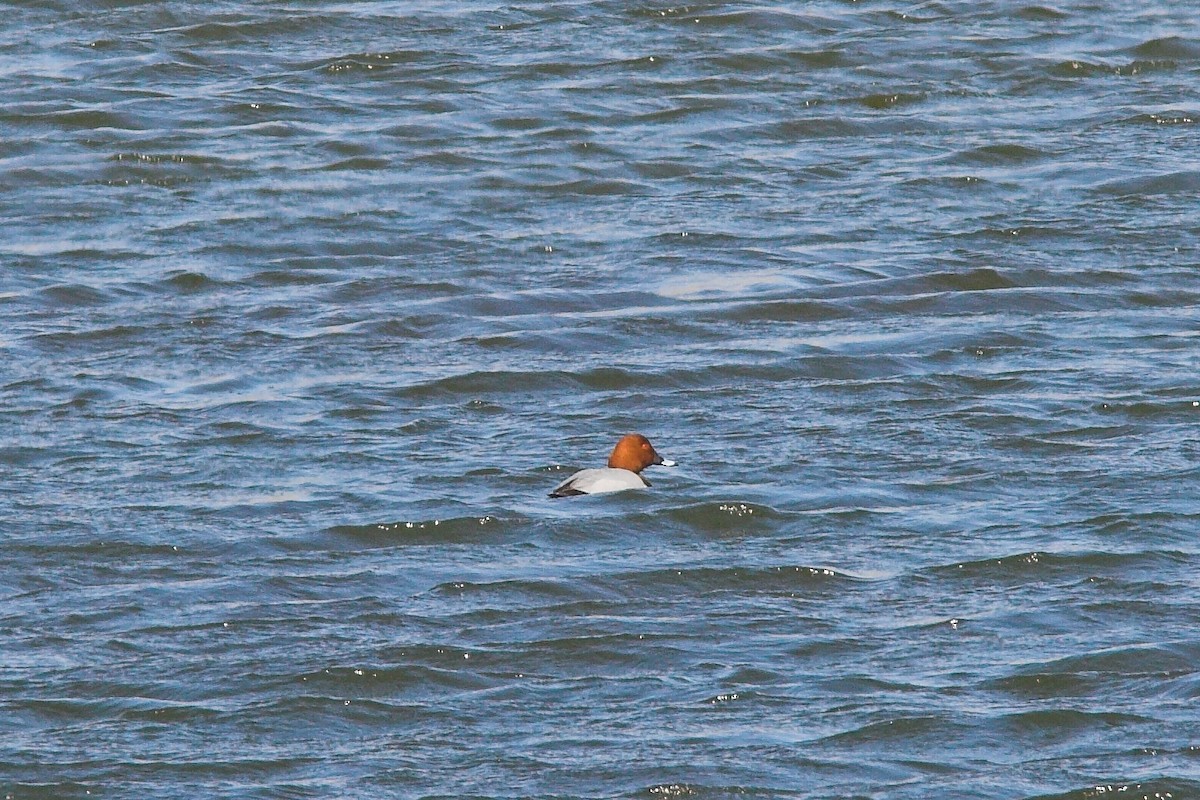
[657,458,677,467]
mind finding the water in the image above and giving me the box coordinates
[3,1,1200,798]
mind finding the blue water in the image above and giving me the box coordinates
[3,2,1200,798]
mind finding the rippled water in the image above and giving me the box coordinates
[4,2,1200,798]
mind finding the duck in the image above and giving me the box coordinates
[549,434,676,498]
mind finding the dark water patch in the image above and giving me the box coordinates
[315,50,432,75]
[100,173,198,188]
[859,286,1084,321]
[917,267,1017,293]
[1122,111,1200,126]
[7,539,193,566]
[298,663,496,695]
[818,714,954,746]
[428,576,597,605]
[468,632,694,676]
[715,667,786,689]
[636,783,790,800]
[489,115,553,132]
[172,20,257,43]
[1072,510,1200,538]
[159,270,220,293]
[330,515,505,546]
[780,47,848,69]
[1008,641,1200,682]
[381,121,454,141]
[690,8,843,34]
[0,445,67,468]
[1016,5,1070,20]
[902,174,992,190]
[31,108,141,130]
[19,695,150,724]
[250,268,339,287]
[712,48,847,72]
[1115,288,1200,308]
[120,701,223,723]
[478,174,652,197]
[221,98,300,118]
[953,227,1092,252]
[220,693,436,736]
[993,645,1200,702]
[1127,37,1200,60]
[629,158,697,180]
[859,92,924,110]
[397,369,578,399]
[794,352,918,382]
[605,53,673,72]
[653,502,789,535]
[1027,779,1200,800]
[947,143,1048,166]
[1115,59,1178,76]
[108,152,222,166]
[700,688,762,706]
[244,304,306,324]
[61,385,114,407]
[815,675,923,696]
[1094,171,1200,197]
[0,783,97,800]
[752,114,938,141]
[788,267,1019,306]
[35,283,113,307]
[999,708,1153,738]
[175,373,262,398]
[28,323,155,352]
[1096,398,1200,420]
[724,298,854,323]
[882,8,947,24]
[750,117,871,141]
[1012,422,1134,447]
[1047,60,1110,79]
[316,157,391,171]
[407,149,498,169]
[30,323,165,357]
[921,550,1188,584]
[599,564,862,597]
[991,670,1107,700]
[631,103,734,126]
[394,362,741,400]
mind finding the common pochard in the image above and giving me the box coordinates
[549,434,676,498]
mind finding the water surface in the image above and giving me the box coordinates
[3,2,1200,798]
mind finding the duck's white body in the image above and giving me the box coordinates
[548,433,675,499]
[550,467,649,497]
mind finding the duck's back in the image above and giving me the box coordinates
[549,467,649,498]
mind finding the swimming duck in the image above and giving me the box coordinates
[549,434,676,498]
